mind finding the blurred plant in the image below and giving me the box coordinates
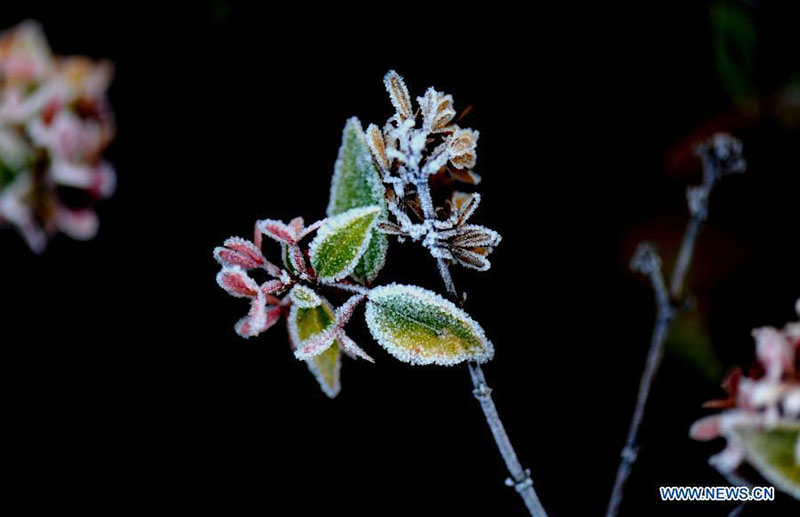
[690,299,800,500]
[606,134,746,516]
[0,21,115,253]
[214,71,546,515]
[711,0,757,112]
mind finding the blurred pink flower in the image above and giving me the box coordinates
[0,21,115,252]
[690,299,800,495]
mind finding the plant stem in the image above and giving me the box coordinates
[606,244,674,517]
[606,133,744,516]
[435,258,546,516]
[469,361,548,517]
[606,215,704,516]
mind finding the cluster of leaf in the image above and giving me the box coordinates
[690,299,800,499]
[214,72,501,397]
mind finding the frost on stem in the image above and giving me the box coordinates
[690,300,800,499]
[0,20,116,252]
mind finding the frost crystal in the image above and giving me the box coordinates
[365,284,494,366]
[0,21,115,252]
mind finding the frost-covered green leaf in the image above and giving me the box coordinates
[310,206,380,281]
[288,300,341,398]
[289,285,322,308]
[734,426,800,499]
[364,284,494,366]
[307,343,341,399]
[327,117,388,283]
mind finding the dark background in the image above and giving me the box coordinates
[3,2,799,515]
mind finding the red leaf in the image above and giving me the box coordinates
[258,219,297,244]
[235,295,283,338]
[216,267,259,298]
[261,279,289,295]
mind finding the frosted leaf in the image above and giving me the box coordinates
[366,123,390,173]
[334,293,365,327]
[327,118,389,283]
[289,299,339,359]
[445,128,479,170]
[418,87,455,133]
[450,192,481,225]
[306,342,342,398]
[353,231,388,284]
[289,284,322,308]
[286,243,308,275]
[216,266,259,298]
[448,128,479,156]
[377,221,405,236]
[257,218,297,244]
[287,297,342,397]
[288,216,304,234]
[451,151,476,170]
[235,292,282,338]
[261,279,288,296]
[733,427,800,499]
[309,206,380,281]
[451,224,501,248]
[339,333,374,363]
[213,236,266,270]
[383,70,414,121]
[450,248,490,271]
[281,242,297,275]
[365,284,494,366]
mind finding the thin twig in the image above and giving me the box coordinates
[437,258,547,516]
[606,245,675,516]
[605,134,746,516]
[470,362,548,517]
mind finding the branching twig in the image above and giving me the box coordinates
[606,134,746,516]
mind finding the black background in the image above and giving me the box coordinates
[3,2,799,515]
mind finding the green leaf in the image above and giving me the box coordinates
[288,301,341,398]
[364,284,494,366]
[327,117,388,283]
[289,285,322,308]
[310,206,380,281]
[735,427,800,500]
